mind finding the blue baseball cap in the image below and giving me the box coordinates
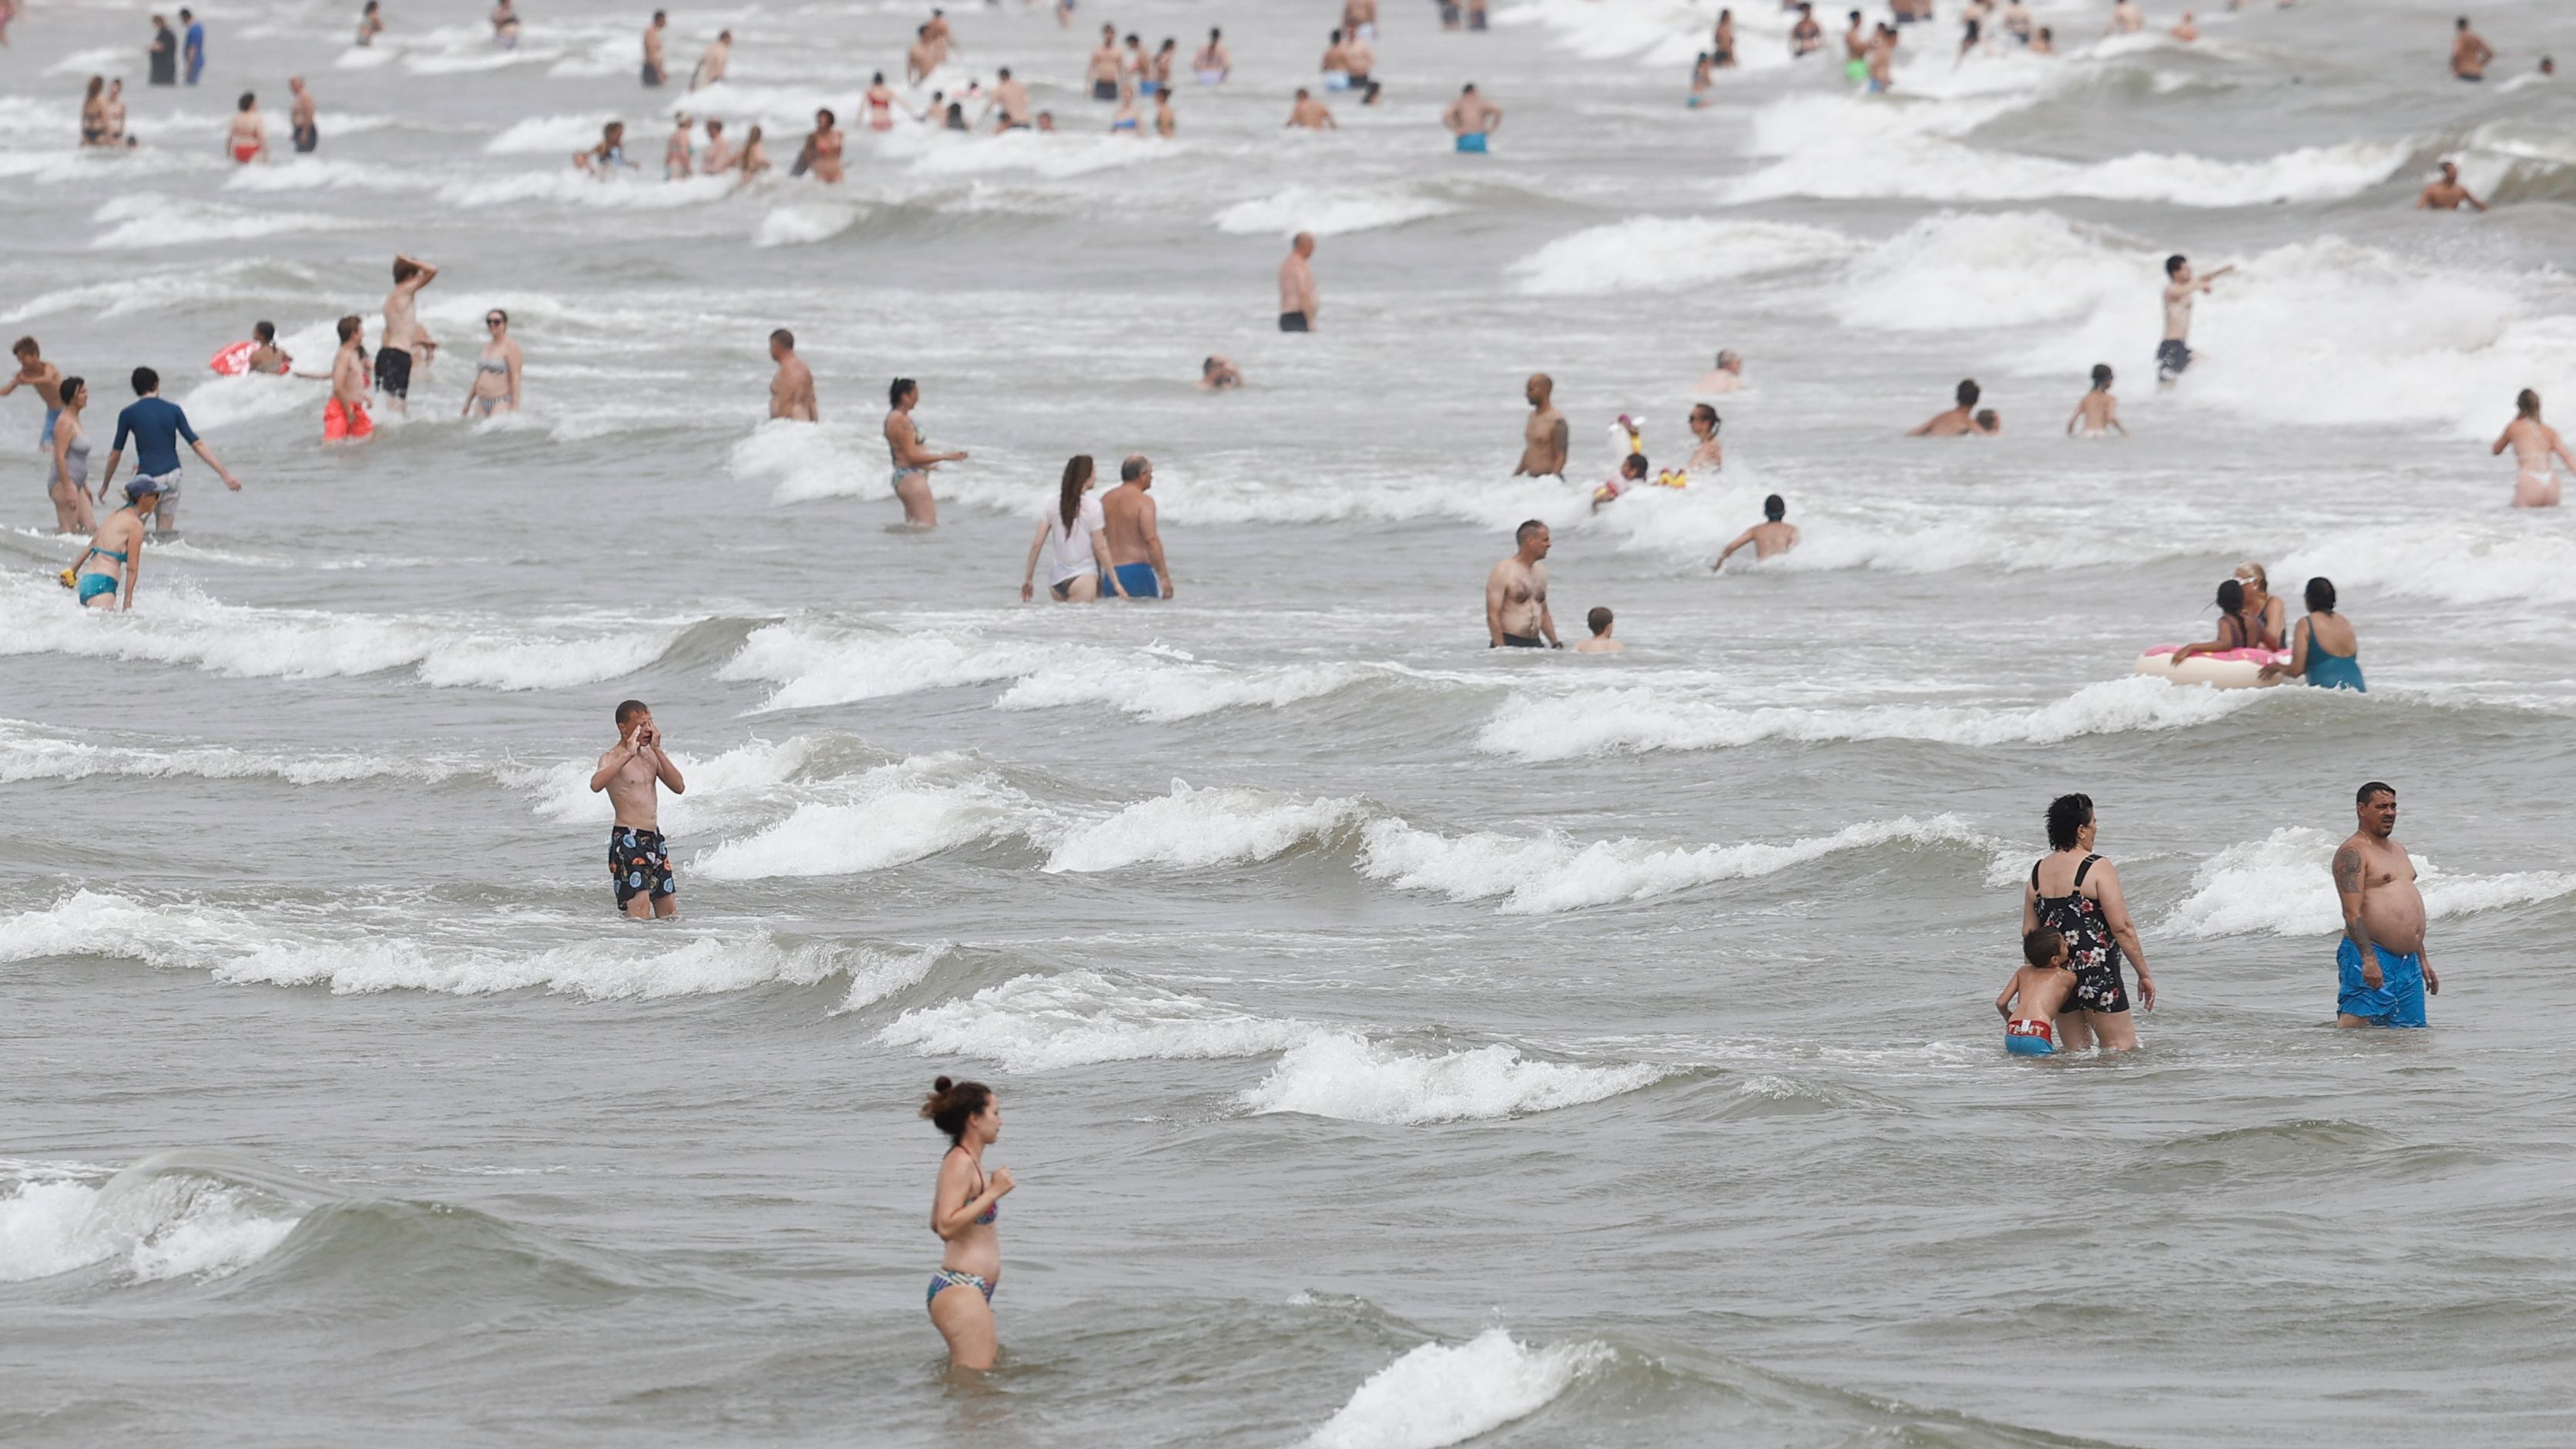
[125,478,165,501]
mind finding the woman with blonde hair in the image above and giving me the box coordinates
[2494,389,2574,508]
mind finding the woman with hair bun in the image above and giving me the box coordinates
[921,1075,1012,1370]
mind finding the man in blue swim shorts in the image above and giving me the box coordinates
[1444,82,1501,153]
[1099,454,1173,599]
[2331,781,2439,1028]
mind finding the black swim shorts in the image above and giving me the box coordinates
[1279,310,1309,333]
[373,345,412,398]
[611,826,676,907]
[2155,338,2191,382]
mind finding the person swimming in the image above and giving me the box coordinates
[1997,926,2077,1056]
[2259,577,2364,692]
[2167,578,2262,666]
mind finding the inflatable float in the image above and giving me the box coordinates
[209,340,257,375]
[2132,645,2288,689]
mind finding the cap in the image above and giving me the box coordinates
[126,478,165,501]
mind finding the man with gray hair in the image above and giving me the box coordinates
[1099,454,1172,599]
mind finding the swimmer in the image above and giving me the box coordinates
[642,9,667,88]
[45,375,98,535]
[96,366,243,535]
[2001,0,2033,43]
[1085,25,1120,102]
[1692,349,1744,396]
[1713,8,1736,65]
[1109,90,1139,133]
[226,92,268,164]
[688,29,730,89]
[799,109,843,183]
[4,336,65,451]
[355,0,383,47]
[289,75,318,153]
[70,478,156,610]
[589,700,686,920]
[2231,561,2288,648]
[2169,8,2199,42]
[921,1077,1012,1373]
[575,120,636,175]
[81,78,112,148]
[1685,404,1723,471]
[2493,389,2574,508]
[1866,24,1896,90]
[1974,408,2001,434]
[2107,0,2142,35]
[985,68,1031,130]
[1573,606,1625,654]
[1195,28,1229,83]
[1713,494,1798,569]
[736,124,770,179]
[864,73,899,131]
[2168,578,2260,665]
[2067,364,2127,437]
[1286,88,1337,129]
[2259,576,2364,691]
[464,308,522,418]
[1485,520,1560,649]
[1513,374,1568,478]
[377,253,437,416]
[1444,82,1501,153]
[1033,112,1055,133]
[1843,9,1870,59]
[2158,254,2231,386]
[1592,451,1649,512]
[1343,31,1381,104]
[491,0,519,48]
[1909,378,1982,437]
[1196,355,1243,391]
[886,377,965,528]
[1789,2,1823,55]
[2031,25,2055,52]
[2450,16,2492,82]
[1019,454,1123,602]
[906,25,937,85]
[1099,454,1172,599]
[1997,927,2078,1056]
[699,119,735,172]
[2414,160,2488,211]
[2333,783,2436,1027]
[1153,89,1176,138]
[766,330,815,421]
[1279,233,1320,330]
[663,114,693,178]
[321,314,374,442]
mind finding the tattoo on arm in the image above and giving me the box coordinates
[2332,847,2363,897]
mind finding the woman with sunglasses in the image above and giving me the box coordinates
[464,309,522,418]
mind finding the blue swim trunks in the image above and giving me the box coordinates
[2336,939,2427,1028]
[1109,561,1159,599]
[1455,132,1488,154]
[2004,1019,2056,1057]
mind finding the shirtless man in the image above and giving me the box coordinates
[2107,0,2142,35]
[1343,31,1381,104]
[1444,83,1501,153]
[2332,783,2437,1028]
[2168,8,2199,42]
[1196,355,1243,391]
[1099,454,1173,599]
[324,314,374,442]
[1789,2,1823,55]
[2158,253,2231,386]
[1343,0,1379,41]
[1573,607,1624,653]
[699,118,736,171]
[2450,16,2493,82]
[1692,349,1744,396]
[642,10,668,87]
[766,329,815,421]
[377,253,437,416]
[1713,495,1799,569]
[1087,25,1121,102]
[1909,378,1981,436]
[1287,89,1337,128]
[4,337,66,452]
[924,8,954,67]
[589,699,687,921]
[1514,374,1568,478]
[985,68,1031,129]
[1279,233,1320,331]
[2414,160,2488,211]
[885,377,965,528]
[1485,521,1560,649]
[1844,11,1871,59]
[689,29,730,89]
[906,25,938,85]
[289,75,318,153]
[2494,389,2574,508]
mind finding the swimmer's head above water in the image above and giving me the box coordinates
[1764,493,1786,522]
[2091,363,2113,390]
[1586,606,1613,637]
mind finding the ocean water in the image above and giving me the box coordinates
[6,0,2576,1443]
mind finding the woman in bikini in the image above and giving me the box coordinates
[2494,388,2574,508]
[48,376,99,535]
[81,77,112,146]
[864,72,899,132]
[922,1077,1014,1372]
[226,92,268,165]
[71,478,158,612]
[884,377,966,528]
[2022,793,2158,1052]
[463,309,522,418]
[804,109,844,182]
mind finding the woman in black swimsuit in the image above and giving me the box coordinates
[2021,793,2157,1051]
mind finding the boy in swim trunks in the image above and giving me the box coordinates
[590,699,687,920]
[5,337,65,450]
[320,314,374,441]
[1997,927,2076,1055]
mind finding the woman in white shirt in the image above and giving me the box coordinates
[1018,454,1130,602]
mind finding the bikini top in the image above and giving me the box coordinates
[478,357,511,374]
[84,545,129,565]
[950,1148,997,1225]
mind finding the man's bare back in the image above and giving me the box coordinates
[770,354,816,421]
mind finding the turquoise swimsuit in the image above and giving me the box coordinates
[2303,619,2365,692]
[76,545,128,602]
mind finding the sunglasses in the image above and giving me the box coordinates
[485,316,505,325]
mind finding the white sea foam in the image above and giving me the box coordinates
[484,112,624,155]
[1045,783,1368,874]
[693,758,1053,880]
[91,194,362,250]
[2276,527,2576,609]
[717,619,1049,710]
[1478,676,2266,761]
[1356,814,1992,914]
[1246,1031,1665,1123]
[435,170,740,209]
[895,129,1172,180]
[220,157,416,194]
[1213,186,1460,237]
[513,734,834,834]
[725,418,894,504]
[0,719,474,787]
[176,371,334,430]
[998,656,1376,723]
[1306,1328,1610,1449]
[754,200,865,247]
[877,970,1311,1072]
[1829,210,2156,331]
[1727,123,2407,208]
[1510,217,1853,297]
[2161,828,2576,941]
[0,1164,300,1286]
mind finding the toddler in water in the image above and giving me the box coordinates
[1593,452,1649,510]
[2066,364,2126,438]
[1996,927,2076,1056]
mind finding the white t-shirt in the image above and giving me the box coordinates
[1042,495,1105,585]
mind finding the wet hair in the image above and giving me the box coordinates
[132,366,159,394]
[253,320,275,342]
[1622,452,1648,477]
[1461,82,1478,94]
[10,336,35,358]
[2234,560,2268,591]
[2214,578,2246,622]
[652,8,666,19]
[393,258,421,283]
[2518,388,2541,419]
[1717,349,1741,368]
[86,75,104,99]
[336,314,362,342]
[770,328,793,349]
[1764,494,1786,522]
[604,121,626,139]
[816,108,836,126]
[1514,518,1546,545]
[2165,253,2187,277]
[58,374,85,408]
[1120,455,1148,483]
[998,67,1011,79]
[237,92,257,112]
[920,1076,994,1144]
[706,119,723,134]
[2023,927,2065,968]
[2091,363,2113,389]
[873,70,886,83]
[615,699,650,725]
[1974,408,1998,430]
[2357,780,2393,804]
[2305,575,2336,613]
[2044,793,2094,850]
[487,308,509,325]
[1586,606,1612,636]
[890,377,917,407]
[1956,378,1981,407]
[1295,86,1310,98]
[1692,403,1719,431]
[1058,454,1093,531]
[1330,27,1343,41]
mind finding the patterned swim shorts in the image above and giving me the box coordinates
[610,826,675,907]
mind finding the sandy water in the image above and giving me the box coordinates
[5,0,2576,1444]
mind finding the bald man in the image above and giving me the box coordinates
[1513,374,1568,478]
[1279,232,1319,331]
